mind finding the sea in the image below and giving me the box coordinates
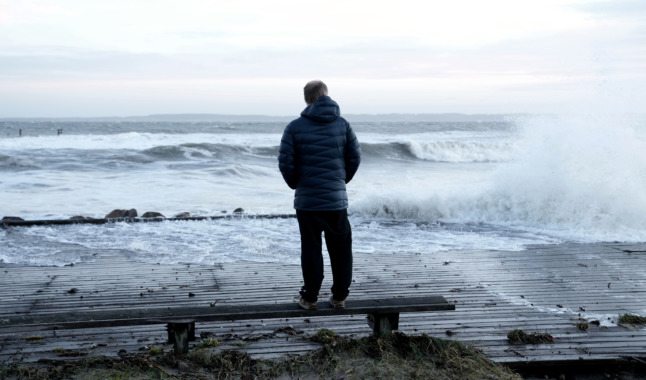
[1,113,646,267]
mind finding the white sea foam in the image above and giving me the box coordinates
[2,116,645,266]
[0,132,280,151]
[0,216,553,267]
[353,113,646,242]
[405,139,516,162]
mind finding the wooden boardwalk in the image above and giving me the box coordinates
[1,242,645,366]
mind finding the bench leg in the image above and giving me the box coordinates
[188,322,195,341]
[167,322,195,354]
[367,313,400,338]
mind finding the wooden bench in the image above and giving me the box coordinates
[0,295,454,354]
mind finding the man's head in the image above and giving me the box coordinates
[304,80,328,105]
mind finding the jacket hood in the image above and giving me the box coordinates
[300,95,340,123]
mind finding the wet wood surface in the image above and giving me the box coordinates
[1,242,645,365]
[1,295,453,329]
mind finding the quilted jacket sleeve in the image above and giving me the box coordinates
[278,123,297,189]
[344,124,361,183]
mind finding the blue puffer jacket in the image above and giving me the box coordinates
[278,95,361,211]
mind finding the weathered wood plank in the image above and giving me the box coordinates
[2,242,645,365]
[1,296,453,331]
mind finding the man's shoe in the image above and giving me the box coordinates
[299,297,318,310]
[329,296,345,309]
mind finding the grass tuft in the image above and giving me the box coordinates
[0,332,521,379]
[194,337,221,349]
[148,346,163,356]
[618,314,646,325]
[507,329,554,344]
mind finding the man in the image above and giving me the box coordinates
[278,80,361,310]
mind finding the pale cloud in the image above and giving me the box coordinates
[0,0,57,25]
[0,0,644,117]
[0,0,595,52]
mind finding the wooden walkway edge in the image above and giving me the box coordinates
[1,242,645,366]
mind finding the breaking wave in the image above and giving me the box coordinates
[353,114,646,242]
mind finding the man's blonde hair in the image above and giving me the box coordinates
[304,80,328,105]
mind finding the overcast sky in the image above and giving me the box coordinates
[0,0,644,117]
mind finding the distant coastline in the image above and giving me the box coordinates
[0,113,519,123]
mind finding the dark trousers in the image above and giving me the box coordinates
[296,209,353,302]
